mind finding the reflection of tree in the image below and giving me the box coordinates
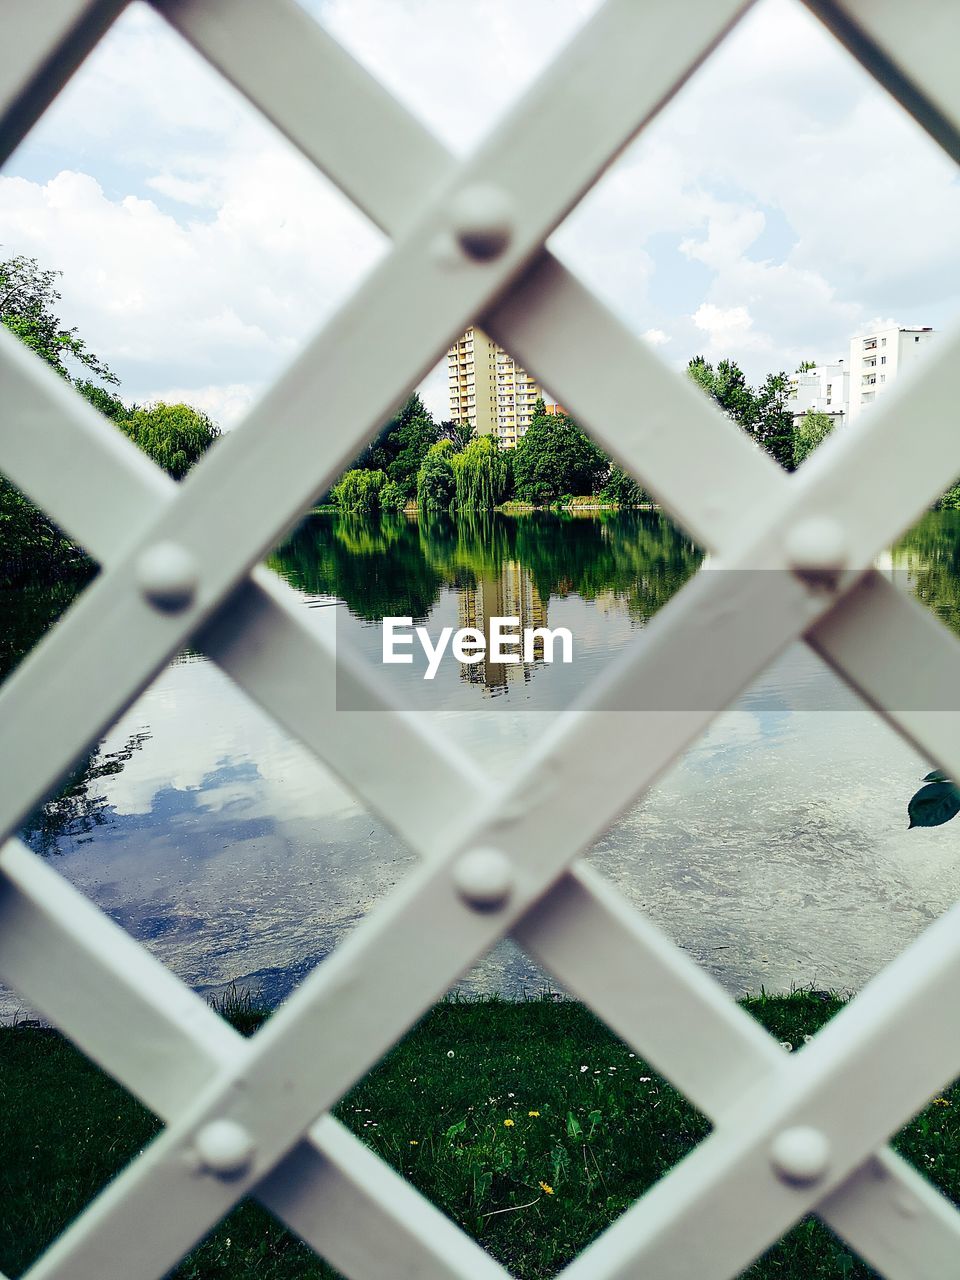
[271,509,703,627]
[0,580,87,684]
[891,511,960,636]
[21,731,151,857]
[269,513,444,622]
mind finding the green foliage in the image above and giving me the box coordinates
[796,359,817,373]
[330,468,386,514]
[417,440,457,512]
[359,393,438,497]
[1,255,116,383]
[600,465,646,506]
[438,418,475,451]
[687,357,796,471]
[1,256,220,583]
[5,991,954,1280]
[117,402,220,480]
[452,435,511,509]
[512,411,607,504]
[753,371,796,471]
[793,409,834,468]
[379,480,408,513]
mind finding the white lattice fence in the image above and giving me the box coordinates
[1,1,960,1276]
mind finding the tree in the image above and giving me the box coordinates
[512,410,607,504]
[118,402,220,480]
[601,464,646,506]
[686,356,757,429]
[793,409,834,467]
[359,393,438,497]
[796,359,817,373]
[416,440,457,511]
[330,468,386,513]
[754,371,796,471]
[1,255,116,383]
[452,435,511,508]
[438,418,475,451]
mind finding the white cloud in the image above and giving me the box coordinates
[692,303,769,357]
[642,329,670,347]
[141,383,257,428]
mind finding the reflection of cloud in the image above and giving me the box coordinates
[100,660,360,825]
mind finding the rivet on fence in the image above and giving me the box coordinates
[450,183,514,261]
[136,541,200,612]
[784,516,849,586]
[770,1126,831,1187]
[453,848,514,909]
[193,1119,257,1178]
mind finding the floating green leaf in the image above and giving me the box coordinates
[908,781,960,828]
[566,1112,582,1139]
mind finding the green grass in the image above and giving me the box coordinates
[1,990,957,1278]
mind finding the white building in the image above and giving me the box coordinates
[849,325,938,418]
[787,360,849,430]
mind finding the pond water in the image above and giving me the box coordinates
[6,508,960,1015]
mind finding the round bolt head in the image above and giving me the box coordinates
[453,848,513,909]
[770,1125,830,1186]
[784,517,848,580]
[194,1119,256,1177]
[137,541,199,611]
[450,183,514,261]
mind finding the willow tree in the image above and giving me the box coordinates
[417,440,457,511]
[453,435,510,509]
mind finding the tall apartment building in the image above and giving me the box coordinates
[849,326,938,418]
[448,326,554,447]
[787,360,850,429]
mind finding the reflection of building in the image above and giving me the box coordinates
[458,561,548,692]
[447,326,559,447]
[849,326,938,419]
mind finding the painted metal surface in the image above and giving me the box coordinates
[0,0,959,1276]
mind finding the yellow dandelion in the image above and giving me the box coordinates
[409,1139,419,1145]
[933,1098,952,1107]
[539,1181,554,1195]
[528,1110,540,1117]
[503,1118,515,1127]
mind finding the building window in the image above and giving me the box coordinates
[915,336,920,343]
[881,337,887,346]
[881,356,886,364]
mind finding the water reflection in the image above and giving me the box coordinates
[5,509,960,1014]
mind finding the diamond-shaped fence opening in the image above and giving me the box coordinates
[584,666,957,997]
[3,1,960,1278]
[7,654,416,1016]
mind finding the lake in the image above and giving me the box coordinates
[6,507,960,1016]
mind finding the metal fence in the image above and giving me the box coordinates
[1,1,960,1276]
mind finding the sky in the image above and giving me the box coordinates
[2,0,958,428]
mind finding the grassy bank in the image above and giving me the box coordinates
[2,991,957,1278]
